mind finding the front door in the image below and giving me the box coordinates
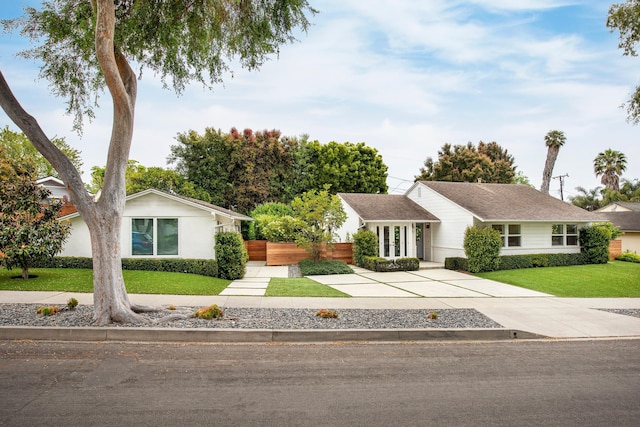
[377,224,411,259]
[416,224,424,259]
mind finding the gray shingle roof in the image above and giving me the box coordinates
[338,193,439,222]
[418,181,600,222]
[595,211,640,231]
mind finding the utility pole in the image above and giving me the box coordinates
[553,173,569,200]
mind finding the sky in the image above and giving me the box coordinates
[0,0,638,199]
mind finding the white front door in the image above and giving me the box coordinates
[377,224,412,259]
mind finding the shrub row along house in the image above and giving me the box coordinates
[336,181,600,263]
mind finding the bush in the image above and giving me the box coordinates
[299,259,353,275]
[248,203,295,240]
[215,232,249,280]
[617,251,640,263]
[463,226,502,273]
[33,257,219,277]
[361,256,419,272]
[579,225,611,264]
[353,229,378,267]
[316,309,339,318]
[260,215,303,242]
[194,304,224,319]
[446,253,588,272]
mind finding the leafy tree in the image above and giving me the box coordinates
[415,141,516,183]
[607,0,640,124]
[300,140,389,194]
[540,130,566,195]
[170,127,300,212]
[88,160,210,201]
[570,186,604,211]
[248,202,295,240]
[290,188,347,263]
[0,0,315,325]
[0,126,83,178]
[0,147,70,279]
[594,148,627,191]
[512,170,533,187]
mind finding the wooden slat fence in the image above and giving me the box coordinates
[245,241,353,265]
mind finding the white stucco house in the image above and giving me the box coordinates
[59,188,252,259]
[336,181,600,263]
[37,176,72,202]
[596,202,640,254]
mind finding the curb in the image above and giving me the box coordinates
[0,326,546,343]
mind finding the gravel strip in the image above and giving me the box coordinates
[0,304,503,329]
[598,309,640,319]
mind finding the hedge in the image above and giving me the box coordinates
[32,256,219,277]
[361,256,420,272]
[445,252,587,272]
[299,259,353,275]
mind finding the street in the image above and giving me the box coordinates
[1,339,639,426]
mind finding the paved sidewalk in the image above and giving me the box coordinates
[1,262,640,340]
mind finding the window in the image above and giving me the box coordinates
[132,218,178,256]
[492,224,521,247]
[552,224,578,246]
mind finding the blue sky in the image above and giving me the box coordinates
[0,0,638,198]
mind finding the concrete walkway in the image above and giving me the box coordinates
[1,261,640,340]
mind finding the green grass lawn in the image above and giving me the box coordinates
[476,261,640,297]
[0,268,231,295]
[265,277,349,297]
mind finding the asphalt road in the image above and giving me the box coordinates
[1,339,639,426]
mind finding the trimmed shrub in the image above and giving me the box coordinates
[299,259,353,275]
[447,253,589,272]
[248,203,295,240]
[617,251,640,263]
[463,226,502,273]
[579,225,610,265]
[353,229,378,267]
[33,256,219,277]
[215,231,249,280]
[361,256,420,272]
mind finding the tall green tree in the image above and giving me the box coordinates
[0,146,70,279]
[301,140,389,194]
[607,0,640,124]
[415,141,516,183]
[540,130,566,195]
[570,186,604,211]
[170,127,300,212]
[594,148,627,191]
[0,126,83,178]
[0,0,316,325]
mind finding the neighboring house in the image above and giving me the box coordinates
[336,181,600,263]
[596,202,640,254]
[59,188,252,259]
[36,176,77,216]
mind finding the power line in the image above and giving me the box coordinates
[553,173,569,201]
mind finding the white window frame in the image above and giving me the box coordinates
[131,217,179,256]
[491,224,522,247]
[552,224,578,246]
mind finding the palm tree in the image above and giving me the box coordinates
[594,149,627,192]
[569,186,602,211]
[540,130,566,194]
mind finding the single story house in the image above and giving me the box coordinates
[336,181,601,263]
[596,202,640,254]
[59,188,252,259]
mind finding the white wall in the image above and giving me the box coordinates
[407,184,473,262]
[60,192,219,259]
[335,198,364,242]
[484,222,586,257]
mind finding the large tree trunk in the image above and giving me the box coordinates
[540,146,559,195]
[0,1,146,325]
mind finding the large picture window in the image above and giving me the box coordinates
[491,224,521,247]
[132,218,178,256]
[552,224,578,246]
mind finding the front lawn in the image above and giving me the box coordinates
[265,277,349,297]
[0,268,231,295]
[476,261,640,297]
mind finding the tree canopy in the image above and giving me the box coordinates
[415,141,516,183]
[594,148,627,192]
[570,178,639,210]
[607,0,640,124]
[0,126,83,178]
[169,127,389,212]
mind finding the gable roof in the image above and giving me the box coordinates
[597,202,640,212]
[60,188,253,221]
[417,181,600,222]
[338,193,439,222]
[595,211,640,231]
